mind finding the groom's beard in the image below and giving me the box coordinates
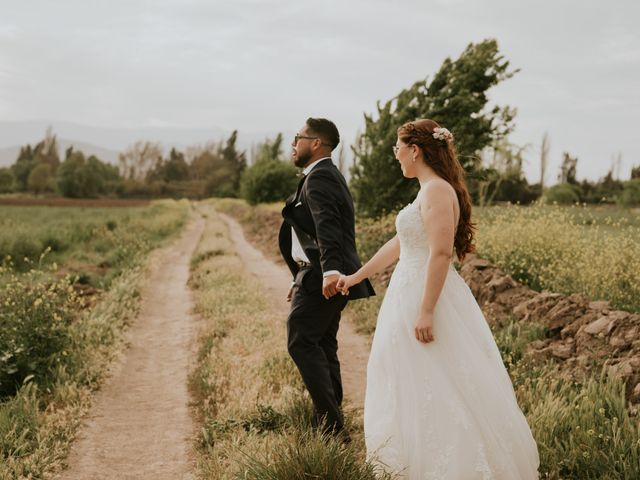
[293,149,311,168]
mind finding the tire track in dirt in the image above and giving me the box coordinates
[59,216,205,480]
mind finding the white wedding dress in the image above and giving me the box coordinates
[364,201,539,479]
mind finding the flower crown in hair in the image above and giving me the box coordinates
[433,127,453,142]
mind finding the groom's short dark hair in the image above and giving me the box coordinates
[306,117,340,151]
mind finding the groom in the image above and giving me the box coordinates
[279,117,375,436]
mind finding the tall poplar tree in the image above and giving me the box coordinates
[350,39,518,217]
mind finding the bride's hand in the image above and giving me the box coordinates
[415,311,434,343]
[336,274,356,295]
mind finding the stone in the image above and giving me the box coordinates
[610,336,629,349]
[550,341,575,360]
[584,317,613,336]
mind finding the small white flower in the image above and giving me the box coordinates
[433,127,453,142]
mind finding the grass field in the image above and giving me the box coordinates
[0,199,189,478]
[189,202,391,479]
[474,204,640,312]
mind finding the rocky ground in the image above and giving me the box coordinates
[460,255,640,404]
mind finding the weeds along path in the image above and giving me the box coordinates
[219,212,369,407]
[59,216,205,480]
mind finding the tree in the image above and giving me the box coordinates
[27,163,52,194]
[57,150,120,198]
[630,165,640,180]
[164,148,190,182]
[33,127,61,174]
[220,130,247,192]
[185,131,247,198]
[540,132,550,190]
[475,140,538,205]
[118,141,163,181]
[350,39,518,217]
[558,152,578,184]
[11,145,36,191]
[240,133,298,204]
[0,167,14,193]
[146,147,190,183]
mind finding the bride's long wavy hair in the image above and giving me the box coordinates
[397,119,476,260]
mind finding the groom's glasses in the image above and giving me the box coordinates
[293,134,319,145]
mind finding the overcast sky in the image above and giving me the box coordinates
[1,0,639,182]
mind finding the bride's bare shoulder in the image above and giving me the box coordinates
[421,178,456,205]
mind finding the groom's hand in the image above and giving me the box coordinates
[322,274,340,299]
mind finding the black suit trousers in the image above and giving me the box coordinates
[287,267,348,432]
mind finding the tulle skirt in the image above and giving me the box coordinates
[364,262,539,479]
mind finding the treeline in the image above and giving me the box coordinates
[0,126,300,203]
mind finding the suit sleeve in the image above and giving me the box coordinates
[304,170,344,274]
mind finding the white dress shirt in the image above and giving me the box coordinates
[291,157,340,278]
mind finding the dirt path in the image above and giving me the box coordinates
[59,216,205,480]
[219,212,369,407]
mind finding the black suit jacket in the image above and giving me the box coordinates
[279,158,375,300]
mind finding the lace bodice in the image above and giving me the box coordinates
[396,201,430,267]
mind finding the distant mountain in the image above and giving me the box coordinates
[0,120,293,166]
[0,120,233,150]
[0,139,120,167]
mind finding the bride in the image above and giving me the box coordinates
[337,119,539,479]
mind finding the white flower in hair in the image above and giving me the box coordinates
[433,127,453,142]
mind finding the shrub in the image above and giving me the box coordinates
[240,159,298,205]
[0,273,80,397]
[543,183,580,205]
[618,179,640,207]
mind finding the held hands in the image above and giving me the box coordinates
[336,274,357,296]
[415,311,435,344]
[322,274,340,300]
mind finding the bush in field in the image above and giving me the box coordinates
[618,179,640,207]
[240,159,298,205]
[543,183,581,205]
[0,271,79,397]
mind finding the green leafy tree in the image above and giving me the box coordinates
[240,134,298,204]
[618,179,640,206]
[351,39,518,217]
[220,130,247,192]
[33,127,61,174]
[146,147,190,183]
[57,149,120,198]
[11,145,36,191]
[631,165,640,180]
[187,131,247,197]
[27,163,52,194]
[0,167,14,193]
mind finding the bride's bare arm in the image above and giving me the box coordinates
[337,235,400,291]
[419,180,456,314]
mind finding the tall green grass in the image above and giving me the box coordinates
[0,199,189,478]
